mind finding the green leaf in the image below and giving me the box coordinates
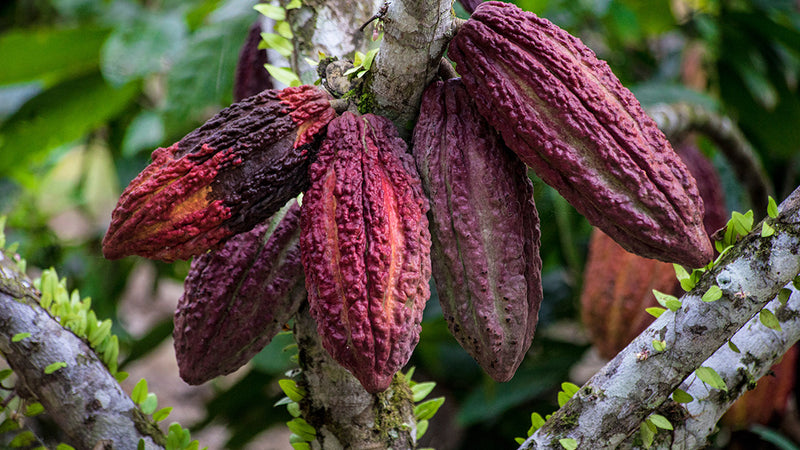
[264,64,302,87]
[254,3,286,21]
[153,407,172,422]
[24,402,44,417]
[652,290,680,310]
[411,382,436,402]
[695,366,727,391]
[56,444,76,450]
[761,222,775,237]
[648,414,673,430]
[44,361,67,374]
[121,111,165,157]
[731,210,754,236]
[673,264,690,282]
[274,21,294,39]
[416,419,429,440]
[794,275,800,291]
[672,388,694,403]
[414,397,445,421]
[285,0,302,8]
[290,443,311,450]
[9,430,37,447]
[279,379,306,402]
[759,309,782,331]
[0,368,12,381]
[12,332,31,342]
[529,412,546,434]
[115,371,129,383]
[0,26,110,86]
[728,340,741,353]
[646,307,666,318]
[557,382,580,407]
[701,285,723,302]
[287,401,301,418]
[140,392,158,415]
[362,48,379,71]
[260,32,293,57]
[768,196,779,219]
[559,438,578,450]
[640,421,655,448]
[652,340,666,352]
[286,418,316,441]
[131,379,148,405]
[778,288,792,305]
[0,418,20,433]
[0,73,138,176]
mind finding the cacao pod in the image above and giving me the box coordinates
[721,346,797,429]
[234,21,273,102]
[300,111,432,393]
[580,139,727,358]
[580,229,681,360]
[674,140,728,237]
[413,79,542,381]
[448,1,713,268]
[103,85,336,261]
[174,199,305,385]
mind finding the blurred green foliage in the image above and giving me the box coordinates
[1,0,800,448]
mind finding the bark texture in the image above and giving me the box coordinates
[0,252,163,450]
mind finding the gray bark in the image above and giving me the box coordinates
[520,186,800,449]
[0,252,163,450]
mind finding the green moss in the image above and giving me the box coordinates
[357,90,376,114]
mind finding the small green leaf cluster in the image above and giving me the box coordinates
[275,377,315,450]
[639,413,673,448]
[513,382,579,445]
[35,268,122,376]
[344,49,379,79]
[405,367,444,442]
[254,1,303,87]
[137,421,203,450]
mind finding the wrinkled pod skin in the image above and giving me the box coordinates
[233,20,273,102]
[580,139,728,359]
[413,79,542,381]
[449,1,713,268]
[103,85,337,261]
[174,200,305,385]
[300,112,432,393]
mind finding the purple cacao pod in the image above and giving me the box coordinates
[413,79,542,381]
[234,21,273,102]
[103,85,336,261]
[300,112,432,393]
[449,1,713,268]
[174,200,305,385]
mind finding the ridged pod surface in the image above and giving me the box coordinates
[581,138,727,358]
[413,79,542,381]
[300,112,431,393]
[174,200,305,385]
[449,1,712,268]
[103,85,336,261]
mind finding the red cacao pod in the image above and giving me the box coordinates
[103,85,336,261]
[721,346,798,429]
[300,111,432,393]
[173,200,305,385]
[413,79,542,381]
[448,1,712,268]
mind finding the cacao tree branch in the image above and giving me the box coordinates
[0,252,163,450]
[520,185,800,449]
[294,305,416,449]
[370,0,456,136]
[648,102,773,218]
[654,284,800,448]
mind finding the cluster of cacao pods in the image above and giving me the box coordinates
[102,1,713,393]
